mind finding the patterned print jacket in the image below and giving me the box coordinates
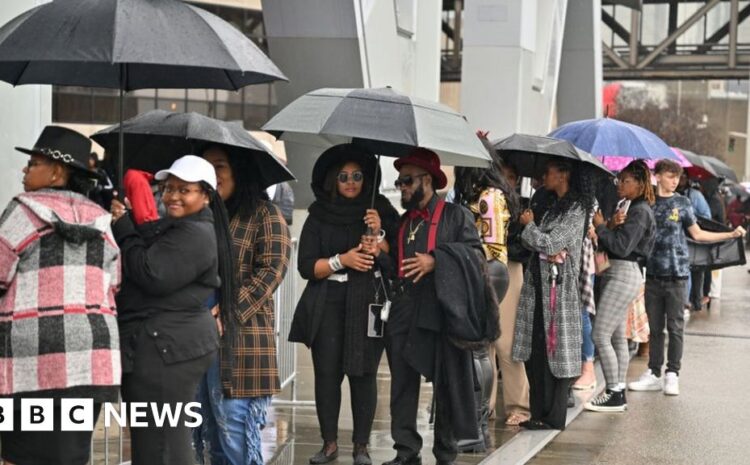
[220,200,291,398]
[0,190,121,397]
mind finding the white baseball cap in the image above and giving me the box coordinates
[155,155,217,190]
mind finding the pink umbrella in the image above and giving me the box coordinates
[599,148,691,172]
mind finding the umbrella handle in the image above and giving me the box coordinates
[366,154,381,236]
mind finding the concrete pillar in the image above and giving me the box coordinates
[557,0,603,125]
[262,0,441,207]
[0,1,52,208]
[461,0,569,139]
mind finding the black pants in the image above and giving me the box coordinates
[385,329,456,462]
[311,282,377,444]
[1,404,102,465]
[121,325,216,465]
[645,278,687,376]
[525,288,572,430]
[689,269,704,310]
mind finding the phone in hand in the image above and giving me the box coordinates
[617,199,631,215]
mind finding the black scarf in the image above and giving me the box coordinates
[308,186,397,376]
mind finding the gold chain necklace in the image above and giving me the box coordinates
[407,218,425,244]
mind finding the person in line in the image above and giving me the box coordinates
[87,151,115,210]
[512,160,594,430]
[571,201,598,393]
[453,137,519,445]
[677,173,711,312]
[380,148,496,465]
[584,160,656,412]
[455,138,528,428]
[628,159,745,396]
[111,155,232,464]
[193,145,292,465]
[0,126,121,465]
[267,181,295,226]
[290,144,400,465]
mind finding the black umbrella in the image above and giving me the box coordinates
[702,156,738,183]
[91,110,295,190]
[492,133,613,178]
[676,148,719,180]
[0,0,287,188]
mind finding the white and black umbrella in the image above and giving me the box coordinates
[92,110,295,189]
[0,0,287,187]
[702,156,738,183]
[262,87,491,168]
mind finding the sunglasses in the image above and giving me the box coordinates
[337,171,364,183]
[394,173,427,188]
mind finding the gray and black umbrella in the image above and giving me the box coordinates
[92,110,295,189]
[0,0,287,188]
[702,156,738,183]
[262,87,491,168]
[493,133,613,178]
[677,148,719,180]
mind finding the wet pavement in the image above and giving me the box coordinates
[527,267,750,465]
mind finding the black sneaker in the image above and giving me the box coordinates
[584,389,626,412]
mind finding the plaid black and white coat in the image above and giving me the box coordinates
[512,202,585,379]
[0,190,121,398]
[220,200,291,398]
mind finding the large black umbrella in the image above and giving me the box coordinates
[0,0,287,187]
[493,133,613,178]
[702,156,738,182]
[92,110,295,189]
[262,87,491,168]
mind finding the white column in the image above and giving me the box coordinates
[461,0,569,138]
[262,0,442,207]
[0,1,52,208]
[557,0,602,125]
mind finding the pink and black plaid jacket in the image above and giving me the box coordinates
[0,190,121,397]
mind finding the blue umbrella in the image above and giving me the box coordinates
[549,118,680,162]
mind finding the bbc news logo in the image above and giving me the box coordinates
[0,399,203,431]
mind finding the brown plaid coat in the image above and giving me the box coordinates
[220,200,291,398]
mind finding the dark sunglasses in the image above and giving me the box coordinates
[394,173,427,188]
[337,171,364,183]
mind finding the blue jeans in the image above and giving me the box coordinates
[193,356,272,465]
[580,308,595,362]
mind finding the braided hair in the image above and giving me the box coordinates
[620,159,655,205]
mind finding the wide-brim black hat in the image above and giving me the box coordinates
[15,126,98,177]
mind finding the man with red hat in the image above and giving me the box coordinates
[371,148,492,465]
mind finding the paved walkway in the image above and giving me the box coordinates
[527,266,750,465]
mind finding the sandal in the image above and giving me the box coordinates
[505,413,529,426]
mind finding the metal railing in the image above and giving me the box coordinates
[88,238,302,464]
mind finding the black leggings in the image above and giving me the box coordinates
[311,282,378,444]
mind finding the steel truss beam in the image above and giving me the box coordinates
[603,0,750,80]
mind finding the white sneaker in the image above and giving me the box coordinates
[628,369,663,391]
[684,308,691,323]
[664,372,680,396]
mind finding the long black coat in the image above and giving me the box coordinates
[379,200,485,440]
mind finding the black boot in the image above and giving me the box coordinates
[309,441,338,464]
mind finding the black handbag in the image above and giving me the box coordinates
[688,216,746,270]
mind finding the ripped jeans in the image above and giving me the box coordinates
[193,356,272,465]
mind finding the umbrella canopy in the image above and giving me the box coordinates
[674,148,718,180]
[549,118,681,162]
[0,0,287,190]
[702,156,738,182]
[262,87,491,168]
[599,149,692,173]
[492,133,613,178]
[0,0,286,90]
[92,110,295,189]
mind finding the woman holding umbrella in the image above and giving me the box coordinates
[289,144,400,465]
[195,145,292,465]
[110,155,232,465]
[512,159,595,430]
